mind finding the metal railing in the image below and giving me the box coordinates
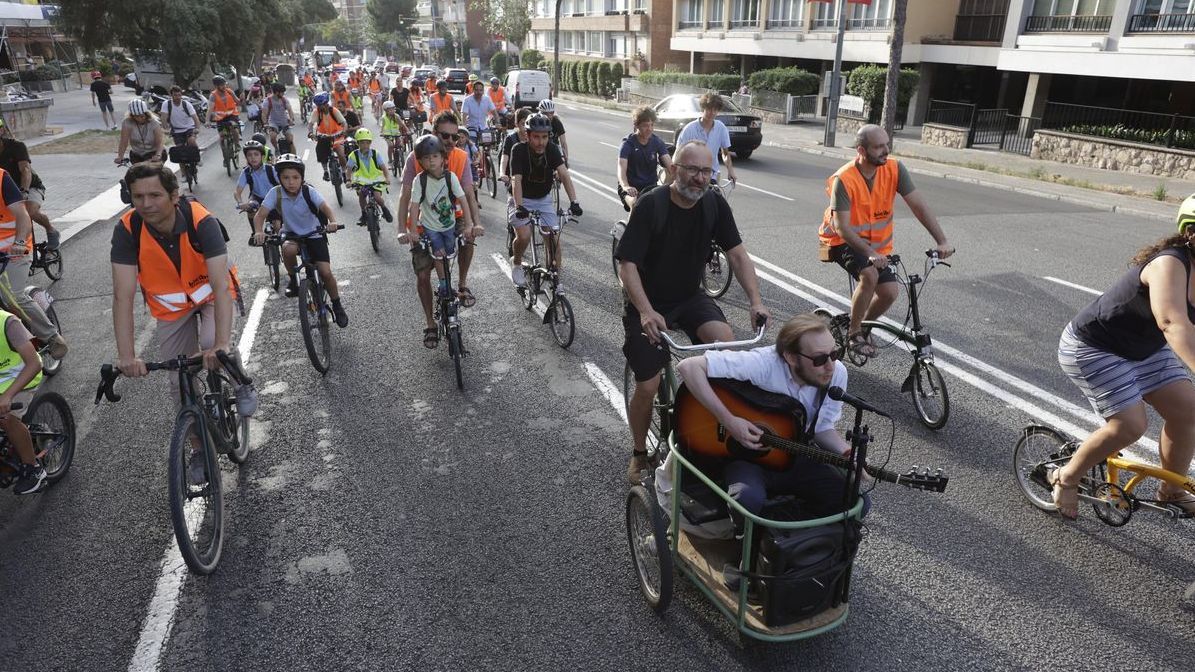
[678,20,703,29]
[1042,101,1195,150]
[1001,116,1041,156]
[926,99,976,128]
[729,17,760,29]
[765,18,803,29]
[847,16,892,30]
[787,94,817,120]
[953,13,1007,41]
[1023,14,1112,32]
[1127,12,1195,32]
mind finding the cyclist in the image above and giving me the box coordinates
[499,107,532,188]
[233,140,280,239]
[251,154,349,328]
[252,131,274,165]
[424,73,438,98]
[346,128,394,226]
[461,81,498,146]
[817,123,953,359]
[1048,197,1195,519]
[536,99,569,166]
[675,93,735,188]
[115,99,165,166]
[0,120,61,249]
[379,100,412,164]
[331,80,353,113]
[615,140,769,484]
[408,83,426,130]
[244,84,265,131]
[368,72,384,118]
[508,114,582,287]
[429,80,456,117]
[389,77,411,119]
[457,127,481,202]
[205,75,242,147]
[401,135,476,306]
[308,92,348,182]
[0,164,66,362]
[161,86,202,154]
[0,301,47,495]
[617,105,673,212]
[263,83,295,153]
[487,77,508,117]
[336,98,363,141]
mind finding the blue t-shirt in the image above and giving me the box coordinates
[619,132,668,191]
[676,119,732,179]
[261,184,327,236]
[236,164,277,202]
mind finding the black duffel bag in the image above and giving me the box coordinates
[751,519,862,627]
[169,144,201,165]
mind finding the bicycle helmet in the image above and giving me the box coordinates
[436,80,448,89]
[128,98,148,116]
[526,113,552,134]
[313,92,330,106]
[274,153,305,178]
[272,83,285,94]
[537,99,555,113]
[212,75,227,86]
[242,140,265,156]
[252,132,269,146]
[414,134,446,159]
[490,77,499,85]
[1178,193,1195,234]
[468,74,479,82]
[382,100,396,111]
[354,128,374,143]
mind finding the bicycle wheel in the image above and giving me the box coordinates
[549,294,575,349]
[367,207,380,253]
[1012,425,1075,512]
[40,299,63,377]
[521,272,537,311]
[486,155,497,199]
[210,369,250,465]
[42,247,63,282]
[623,362,660,447]
[626,484,673,613]
[910,359,950,429]
[505,223,515,258]
[168,410,224,575]
[24,391,75,484]
[333,169,344,207]
[813,308,849,364]
[447,326,464,390]
[701,246,734,299]
[224,137,234,177]
[298,277,331,374]
[184,163,196,193]
[267,244,281,291]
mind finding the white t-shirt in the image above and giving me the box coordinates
[410,171,464,233]
[163,99,196,133]
[676,119,733,179]
[704,346,847,436]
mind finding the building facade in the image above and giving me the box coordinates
[413,0,490,67]
[526,0,689,73]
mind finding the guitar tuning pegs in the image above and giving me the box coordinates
[935,468,944,476]
[910,464,919,473]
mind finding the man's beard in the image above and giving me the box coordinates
[677,180,706,201]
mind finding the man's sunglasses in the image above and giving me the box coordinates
[797,350,841,367]
[438,132,457,140]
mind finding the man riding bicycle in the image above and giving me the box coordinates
[536,99,568,166]
[487,77,508,117]
[263,83,295,153]
[676,93,736,188]
[162,86,202,152]
[509,114,582,288]
[346,129,394,226]
[618,106,673,212]
[615,140,770,484]
[308,92,348,182]
[205,75,241,146]
[817,124,954,359]
[429,80,456,117]
[461,81,498,145]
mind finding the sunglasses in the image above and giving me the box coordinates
[797,350,840,367]
[438,132,457,140]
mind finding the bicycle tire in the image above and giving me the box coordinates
[168,409,224,575]
[448,327,464,390]
[368,207,380,253]
[210,369,250,465]
[910,359,950,429]
[267,244,281,291]
[1012,425,1074,513]
[42,248,64,282]
[521,272,537,311]
[333,172,344,207]
[298,277,331,374]
[626,484,673,613]
[184,163,196,193]
[701,246,734,299]
[25,391,75,484]
[623,362,661,447]
[549,294,575,349]
[487,156,497,199]
[40,300,63,377]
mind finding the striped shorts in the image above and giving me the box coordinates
[1058,323,1189,418]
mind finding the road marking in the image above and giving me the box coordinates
[127,287,271,672]
[1043,276,1101,296]
[566,169,621,205]
[302,148,310,162]
[736,181,795,202]
[599,141,621,150]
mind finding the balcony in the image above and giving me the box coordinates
[729,17,760,30]
[953,13,1007,42]
[1023,14,1112,33]
[848,16,891,30]
[678,20,703,30]
[765,18,802,30]
[1127,13,1195,33]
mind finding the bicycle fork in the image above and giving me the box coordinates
[899,272,936,394]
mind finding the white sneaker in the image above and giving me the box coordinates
[510,259,527,287]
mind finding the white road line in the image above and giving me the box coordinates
[127,287,271,672]
[567,169,621,205]
[598,141,621,150]
[1043,276,1101,296]
[302,148,310,162]
[736,181,795,202]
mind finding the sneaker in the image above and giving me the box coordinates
[48,334,68,359]
[626,452,649,485]
[13,463,47,495]
[333,302,349,328]
[284,276,299,298]
[45,229,61,250]
[356,218,365,227]
[1158,489,1195,515]
[322,169,330,182]
[235,384,259,418]
[510,259,527,287]
[188,449,208,486]
[381,205,393,223]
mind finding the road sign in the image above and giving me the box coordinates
[429,38,445,48]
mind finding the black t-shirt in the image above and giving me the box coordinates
[390,87,409,110]
[550,115,565,139]
[0,139,42,190]
[90,79,112,103]
[501,131,521,176]
[615,188,742,311]
[510,141,564,200]
[343,110,361,129]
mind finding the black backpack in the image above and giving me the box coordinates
[642,182,720,242]
[242,164,279,201]
[418,170,456,207]
[127,195,229,257]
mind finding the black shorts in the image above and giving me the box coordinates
[623,293,727,382]
[828,244,897,285]
[285,234,331,264]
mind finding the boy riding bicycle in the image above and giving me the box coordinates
[345,129,394,226]
[401,135,475,302]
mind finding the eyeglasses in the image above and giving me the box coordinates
[675,164,713,178]
[797,350,840,367]
[438,132,457,140]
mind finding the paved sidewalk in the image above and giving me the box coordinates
[557,91,1194,222]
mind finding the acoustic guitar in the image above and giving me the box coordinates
[674,381,949,493]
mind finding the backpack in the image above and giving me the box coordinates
[163,99,194,128]
[643,182,720,243]
[417,170,458,207]
[242,164,278,201]
[273,183,328,229]
[128,195,230,258]
[351,148,381,173]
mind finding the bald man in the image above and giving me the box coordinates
[615,139,770,484]
[817,124,953,359]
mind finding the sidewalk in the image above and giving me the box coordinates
[556,91,1194,222]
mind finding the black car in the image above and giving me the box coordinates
[442,68,470,93]
[409,67,437,90]
[652,94,763,160]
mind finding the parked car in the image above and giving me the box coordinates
[385,62,401,74]
[400,64,413,78]
[651,94,763,160]
[372,58,387,72]
[409,67,436,89]
[505,69,552,108]
[441,67,469,93]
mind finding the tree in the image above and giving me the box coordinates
[470,0,532,49]
[491,51,509,79]
[319,16,357,47]
[366,0,419,58]
[880,0,908,142]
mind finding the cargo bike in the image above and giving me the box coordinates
[624,326,949,642]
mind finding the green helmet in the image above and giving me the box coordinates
[354,128,374,143]
[1178,193,1195,234]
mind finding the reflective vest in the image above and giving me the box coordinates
[409,148,467,229]
[302,73,315,88]
[349,148,385,184]
[349,74,362,90]
[0,310,41,395]
[380,113,403,136]
[315,108,345,136]
[332,88,352,110]
[425,79,437,96]
[430,92,454,114]
[211,88,239,120]
[0,168,31,252]
[368,79,382,94]
[409,88,424,112]
[488,86,507,111]
[818,159,899,256]
[120,200,237,322]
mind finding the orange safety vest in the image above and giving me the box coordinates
[368,79,382,94]
[818,159,899,256]
[409,87,424,112]
[488,86,507,111]
[409,148,468,230]
[0,168,31,252]
[315,107,345,137]
[349,74,362,90]
[120,201,238,322]
[429,92,455,114]
[302,73,315,88]
[425,79,437,96]
[332,88,352,109]
[211,88,239,120]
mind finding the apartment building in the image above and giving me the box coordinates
[669,0,1195,124]
[526,0,689,73]
[413,0,490,66]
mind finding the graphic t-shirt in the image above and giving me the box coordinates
[410,171,464,233]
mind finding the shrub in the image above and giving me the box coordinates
[579,60,592,94]
[846,65,920,121]
[1060,123,1195,151]
[637,70,738,92]
[490,51,509,79]
[588,59,601,96]
[747,67,818,96]
[597,62,613,97]
[611,62,624,91]
[521,48,544,71]
[567,60,578,92]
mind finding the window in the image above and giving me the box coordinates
[538,0,551,18]
[731,0,760,28]
[1135,0,1193,13]
[708,0,723,26]
[607,33,627,57]
[634,0,647,10]
[1027,0,1114,30]
[1129,0,1195,30]
[680,0,704,28]
[561,31,574,52]
[954,0,1009,41]
[588,31,604,53]
[544,31,556,51]
[812,0,838,28]
[1031,0,1113,15]
[849,0,892,29]
[767,0,803,29]
[606,0,628,12]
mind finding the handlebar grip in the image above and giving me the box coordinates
[754,314,768,330]
[925,249,939,258]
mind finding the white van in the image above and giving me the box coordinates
[505,69,551,108]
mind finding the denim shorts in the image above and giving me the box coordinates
[424,228,456,257]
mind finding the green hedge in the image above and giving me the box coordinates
[588,60,601,96]
[1061,123,1195,151]
[638,70,738,92]
[611,62,624,93]
[490,52,509,79]
[581,61,594,94]
[846,65,920,121]
[598,62,614,97]
[747,67,819,96]
[521,48,544,71]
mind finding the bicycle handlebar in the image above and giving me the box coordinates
[95,350,252,405]
[659,317,768,352]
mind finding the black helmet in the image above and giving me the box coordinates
[212,75,227,86]
[526,114,552,134]
[414,134,445,159]
[274,153,305,178]
[242,140,265,156]
[252,132,268,146]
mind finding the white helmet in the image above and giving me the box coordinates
[128,98,149,115]
[537,99,555,113]
[382,100,395,110]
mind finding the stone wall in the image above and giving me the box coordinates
[921,122,969,149]
[1031,130,1195,181]
[836,115,867,136]
[0,99,53,141]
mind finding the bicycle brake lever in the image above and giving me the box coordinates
[95,364,123,405]
[217,351,253,386]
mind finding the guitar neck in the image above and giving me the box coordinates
[760,433,901,485]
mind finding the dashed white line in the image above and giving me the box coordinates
[302,148,310,162]
[598,141,621,150]
[736,181,795,202]
[1043,276,1102,296]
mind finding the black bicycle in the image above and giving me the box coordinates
[168,132,200,194]
[516,208,576,349]
[422,235,468,390]
[291,229,337,375]
[0,395,76,495]
[314,132,346,206]
[95,351,252,574]
[271,124,295,154]
[27,227,63,282]
[350,182,386,253]
[815,250,951,429]
[242,202,283,291]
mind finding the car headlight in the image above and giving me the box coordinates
[749,120,762,129]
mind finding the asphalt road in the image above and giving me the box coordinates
[0,97,1191,672]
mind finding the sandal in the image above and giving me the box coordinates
[457,287,476,308]
[848,332,877,359]
[1046,467,1079,520]
[422,327,439,349]
[1158,488,1195,516]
